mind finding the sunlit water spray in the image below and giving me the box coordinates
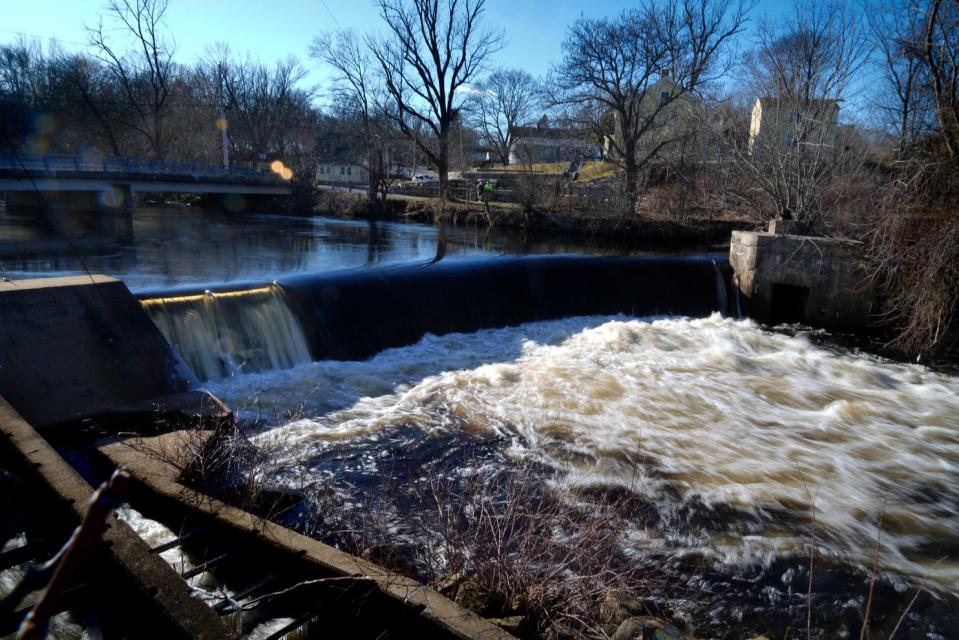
[209,314,959,635]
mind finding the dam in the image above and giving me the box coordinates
[1,209,957,640]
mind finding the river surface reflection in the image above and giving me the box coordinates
[0,206,714,292]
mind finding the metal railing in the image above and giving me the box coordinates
[0,153,282,184]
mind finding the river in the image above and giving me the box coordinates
[207,313,959,639]
[0,206,708,291]
[2,205,956,638]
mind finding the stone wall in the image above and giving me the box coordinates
[729,231,875,329]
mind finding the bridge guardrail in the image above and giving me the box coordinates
[0,153,284,185]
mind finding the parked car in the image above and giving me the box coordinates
[411,174,437,183]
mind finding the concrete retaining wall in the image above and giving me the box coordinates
[729,231,875,329]
[0,275,219,429]
[98,431,516,640]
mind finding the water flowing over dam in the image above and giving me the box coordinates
[140,255,728,380]
[141,284,312,380]
[208,314,959,637]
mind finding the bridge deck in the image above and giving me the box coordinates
[0,153,292,195]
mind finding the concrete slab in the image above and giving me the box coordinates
[0,275,219,429]
[98,431,516,640]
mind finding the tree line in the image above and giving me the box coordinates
[0,0,316,168]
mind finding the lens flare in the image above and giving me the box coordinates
[98,187,126,209]
[33,113,58,135]
[270,160,284,173]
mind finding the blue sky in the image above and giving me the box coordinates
[2,0,793,91]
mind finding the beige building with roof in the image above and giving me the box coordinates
[602,75,709,163]
[749,97,839,155]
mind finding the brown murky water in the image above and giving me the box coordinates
[210,314,959,638]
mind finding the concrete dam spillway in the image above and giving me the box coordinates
[131,254,959,638]
[139,255,729,381]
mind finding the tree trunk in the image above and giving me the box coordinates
[367,147,378,204]
[622,138,638,216]
[499,143,510,165]
[438,132,450,201]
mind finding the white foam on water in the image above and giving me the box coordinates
[212,314,959,592]
[115,506,237,602]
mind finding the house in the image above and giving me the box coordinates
[602,74,708,163]
[316,162,369,185]
[509,116,601,165]
[749,97,839,155]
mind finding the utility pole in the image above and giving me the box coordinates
[218,63,230,171]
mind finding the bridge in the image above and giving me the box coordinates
[0,153,293,212]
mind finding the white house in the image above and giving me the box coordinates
[316,163,369,184]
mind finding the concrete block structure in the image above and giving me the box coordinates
[0,275,223,429]
[729,230,876,329]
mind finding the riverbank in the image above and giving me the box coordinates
[312,188,753,248]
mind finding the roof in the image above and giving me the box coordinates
[755,97,839,110]
[510,126,589,141]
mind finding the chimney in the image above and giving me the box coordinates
[660,68,670,78]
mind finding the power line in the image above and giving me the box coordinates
[0,27,89,48]
[319,0,341,27]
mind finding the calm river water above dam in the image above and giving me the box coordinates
[0,206,705,291]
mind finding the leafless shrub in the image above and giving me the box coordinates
[865,162,959,357]
[120,419,295,525]
[303,461,660,638]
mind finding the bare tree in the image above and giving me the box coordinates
[867,0,936,157]
[729,0,870,226]
[367,0,501,200]
[313,30,394,204]
[202,49,314,166]
[0,39,51,152]
[922,0,959,161]
[88,0,176,159]
[863,0,959,356]
[551,0,749,213]
[468,68,540,165]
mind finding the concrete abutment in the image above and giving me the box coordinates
[729,228,876,330]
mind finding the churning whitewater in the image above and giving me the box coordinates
[210,314,959,597]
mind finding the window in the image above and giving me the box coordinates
[347,166,352,176]
[340,166,345,175]
[660,91,670,104]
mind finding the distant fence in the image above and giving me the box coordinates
[0,153,282,184]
